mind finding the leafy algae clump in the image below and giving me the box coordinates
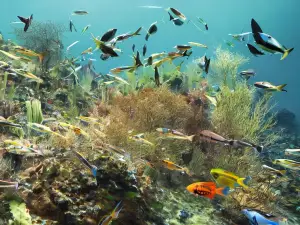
[9,201,32,225]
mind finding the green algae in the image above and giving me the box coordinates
[9,201,32,225]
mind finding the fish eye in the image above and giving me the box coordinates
[212,173,218,179]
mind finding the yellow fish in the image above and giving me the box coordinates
[188,42,208,49]
[15,69,43,83]
[273,159,300,171]
[210,168,251,190]
[58,122,89,137]
[0,50,21,60]
[129,133,154,146]
[81,47,93,55]
[28,122,65,138]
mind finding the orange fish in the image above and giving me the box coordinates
[186,182,229,199]
[161,159,191,176]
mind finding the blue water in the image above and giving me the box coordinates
[2,0,299,118]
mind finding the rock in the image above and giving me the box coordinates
[276,109,297,132]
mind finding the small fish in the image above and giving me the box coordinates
[27,122,65,138]
[72,150,98,177]
[167,7,187,21]
[143,44,147,57]
[132,44,135,52]
[72,10,89,16]
[17,14,33,32]
[285,149,300,156]
[262,165,286,177]
[101,28,118,42]
[239,69,256,80]
[247,43,265,56]
[228,140,263,153]
[77,116,104,127]
[254,82,287,92]
[188,42,208,49]
[161,133,195,142]
[225,41,234,48]
[0,120,21,128]
[100,54,110,61]
[82,25,91,33]
[106,74,130,85]
[15,47,46,63]
[15,69,43,83]
[229,32,252,42]
[99,201,123,225]
[113,27,142,43]
[156,128,186,136]
[81,47,93,55]
[104,144,127,155]
[174,45,192,51]
[66,41,80,52]
[152,57,171,67]
[161,159,191,175]
[199,130,229,144]
[242,209,286,225]
[197,55,210,74]
[58,122,89,137]
[110,66,135,74]
[168,12,184,26]
[211,168,251,190]
[150,52,167,60]
[251,18,294,60]
[186,182,229,199]
[154,66,161,87]
[69,20,77,32]
[5,145,39,156]
[0,50,21,60]
[145,22,158,41]
[145,56,153,66]
[129,134,154,146]
[204,95,217,106]
[133,51,143,69]
[92,34,118,57]
[273,159,300,170]
[0,180,18,190]
[139,5,163,9]
[197,18,208,30]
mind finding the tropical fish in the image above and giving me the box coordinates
[188,42,208,49]
[160,133,195,142]
[161,160,191,175]
[104,144,127,156]
[82,25,91,33]
[132,44,135,52]
[228,140,263,153]
[81,47,93,55]
[133,51,143,68]
[285,149,300,156]
[15,69,43,83]
[152,57,171,68]
[145,56,153,66]
[101,28,118,42]
[262,165,286,177]
[228,32,252,42]
[186,182,229,199]
[254,82,287,92]
[100,54,110,61]
[58,122,89,137]
[143,44,147,57]
[0,180,18,190]
[92,34,118,57]
[154,66,161,87]
[225,41,234,48]
[204,95,217,106]
[150,52,167,60]
[66,41,80,52]
[174,45,192,52]
[69,20,77,32]
[168,12,184,26]
[106,74,130,85]
[273,159,300,170]
[139,5,163,9]
[72,150,98,177]
[5,145,39,156]
[156,128,186,136]
[17,14,33,32]
[197,55,210,74]
[77,116,104,127]
[145,22,158,41]
[72,10,89,15]
[99,201,123,225]
[242,209,287,225]
[197,18,208,30]
[247,43,265,56]
[110,66,135,74]
[129,133,154,146]
[0,50,21,60]
[27,122,65,138]
[251,18,294,60]
[167,7,187,21]
[0,120,21,128]
[113,27,142,42]
[14,47,45,63]
[199,130,229,144]
[210,168,251,190]
[239,69,256,80]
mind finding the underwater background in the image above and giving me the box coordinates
[2,0,300,117]
[0,0,300,225]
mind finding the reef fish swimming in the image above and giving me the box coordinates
[186,182,229,199]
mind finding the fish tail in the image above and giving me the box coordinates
[276,84,287,92]
[132,27,142,36]
[254,145,264,153]
[281,48,294,60]
[38,52,46,63]
[145,33,150,41]
[237,176,251,189]
[216,186,230,196]
[187,135,195,142]
[91,33,102,49]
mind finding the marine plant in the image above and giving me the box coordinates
[9,200,32,225]
[209,46,249,89]
[14,21,66,71]
[25,99,43,123]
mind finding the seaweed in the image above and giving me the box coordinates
[9,201,32,225]
[25,99,43,123]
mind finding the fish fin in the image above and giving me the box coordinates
[38,52,47,63]
[168,12,174,21]
[237,176,251,189]
[281,48,294,60]
[17,16,28,24]
[145,33,150,41]
[216,186,230,196]
[132,27,142,36]
[251,18,263,33]
[205,58,210,74]
[276,84,287,92]
[187,135,195,142]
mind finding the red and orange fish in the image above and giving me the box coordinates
[186,182,229,199]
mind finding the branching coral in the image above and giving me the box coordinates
[210,46,248,89]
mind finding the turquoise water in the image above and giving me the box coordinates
[2,0,299,116]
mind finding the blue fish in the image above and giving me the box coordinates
[242,209,280,225]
